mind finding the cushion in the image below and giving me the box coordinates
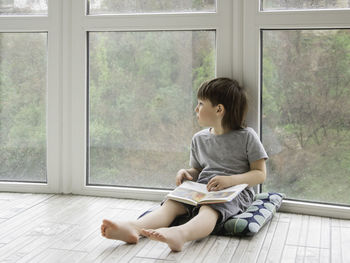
[138,192,285,236]
[223,192,285,236]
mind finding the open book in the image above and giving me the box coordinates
[166,181,248,206]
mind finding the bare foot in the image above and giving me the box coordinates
[141,227,186,252]
[101,219,139,244]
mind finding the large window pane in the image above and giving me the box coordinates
[88,0,216,15]
[261,0,350,11]
[0,33,47,182]
[262,29,350,205]
[88,31,215,188]
[0,0,47,15]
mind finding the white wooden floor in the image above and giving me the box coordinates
[0,193,349,263]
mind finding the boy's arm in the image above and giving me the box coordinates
[207,159,266,191]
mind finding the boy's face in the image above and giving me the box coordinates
[195,99,219,127]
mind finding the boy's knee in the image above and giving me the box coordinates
[163,199,183,209]
[163,199,187,216]
[199,205,220,219]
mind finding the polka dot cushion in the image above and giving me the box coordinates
[223,192,285,236]
[138,192,285,237]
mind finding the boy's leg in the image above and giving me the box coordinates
[142,205,219,252]
[101,199,187,243]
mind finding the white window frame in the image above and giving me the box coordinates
[244,0,350,219]
[0,0,61,193]
[70,0,236,200]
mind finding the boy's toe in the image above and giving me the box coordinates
[140,229,150,237]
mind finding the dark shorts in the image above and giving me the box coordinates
[163,188,254,235]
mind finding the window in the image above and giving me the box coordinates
[69,0,232,196]
[0,0,348,217]
[261,29,350,206]
[0,0,60,192]
[254,0,350,208]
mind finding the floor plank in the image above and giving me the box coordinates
[29,248,87,263]
[176,237,213,262]
[239,219,272,263]
[306,216,322,248]
[280,245,298,263]
[0,193,349,263]
[331,225,342,263]
[202,236,232,263]
[320,217,331,249]
[256,213,280,263]
[341,227,350,263]
[265,220,290,262]
[231,237,251,262]
[0,193,53,219]
[217,237,240,262]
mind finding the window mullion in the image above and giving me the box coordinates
[0,17,48,31]
[257,10,350,28]
[216,0,233,78]
[83,13,220,31]
[46,0,61,193]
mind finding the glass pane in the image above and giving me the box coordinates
[0,33,47,182]
[262,29,350,206]
[88,0,216,15]
[261,0,350,10]
[88,31,215,188]
[0,0,47,15]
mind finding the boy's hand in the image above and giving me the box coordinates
[207,175,232,191]
[175,169,193,186]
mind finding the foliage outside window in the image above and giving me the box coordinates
[0,33,47,182]
[88,0,216,14]
[0,0,47,15]
[261,0,350,11]
[88,31,215,188]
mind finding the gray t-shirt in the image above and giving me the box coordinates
[189,127,268,186]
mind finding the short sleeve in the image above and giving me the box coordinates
[189,138,202,169]
[246,129,269,163]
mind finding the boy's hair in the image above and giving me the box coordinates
[197,77,248,130]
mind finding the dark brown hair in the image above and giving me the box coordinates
[197,77,248,130]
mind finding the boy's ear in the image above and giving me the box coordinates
[216,104,225,114]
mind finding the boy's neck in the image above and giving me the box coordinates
[210,126,230,135]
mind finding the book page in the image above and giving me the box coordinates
[177,181,208,192]
[200,183,248,202]
[167,187,206,204]
[166,181,208,205]
[200,190,238,202]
